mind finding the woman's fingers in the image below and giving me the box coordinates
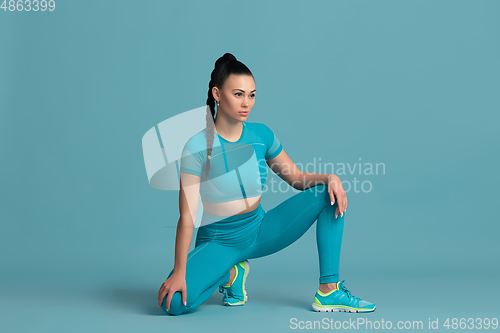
[158,287,168,308]
[329,189,335,206]
[157,285,163,305]
[336,192,346,217]
[182,288,187,307]
[328,175,336,206]
[165,292,175,312]
[158,282,167,305]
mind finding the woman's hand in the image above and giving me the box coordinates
[327,174,348,219]
[158,271,187,311]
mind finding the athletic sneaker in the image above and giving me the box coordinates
[218,260,250,306]
[312,280,376,313]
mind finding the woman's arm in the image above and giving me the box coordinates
[267,149,347,218]
[266,149,328,190]
[173,172,201,275]
[158,172,200,310]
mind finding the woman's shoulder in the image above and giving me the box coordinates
[185,127,212,145]
[182,127,211,153]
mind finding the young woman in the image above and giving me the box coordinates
[157,53,376,315]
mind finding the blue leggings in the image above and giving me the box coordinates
[162,184,345,315]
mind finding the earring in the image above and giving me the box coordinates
[217,101,220,106]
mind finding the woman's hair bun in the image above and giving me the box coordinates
[215,53,237,68]
[224,53,237,62]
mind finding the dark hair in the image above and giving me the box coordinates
[204,53,253,179]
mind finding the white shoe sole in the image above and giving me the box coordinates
[242,260,250,302]
[311,303,376,313]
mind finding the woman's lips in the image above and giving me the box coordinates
[239,112,249,115]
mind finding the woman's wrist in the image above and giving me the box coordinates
[328,174,340,183]
[173,267,186,276]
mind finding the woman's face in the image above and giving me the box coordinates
[214,74,256,122]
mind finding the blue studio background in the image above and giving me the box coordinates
[1,0,499,332]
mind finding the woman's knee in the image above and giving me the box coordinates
[161,291,187,316]
[304,184,332,206]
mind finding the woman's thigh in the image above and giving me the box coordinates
[162,240,243,315]
[246,184,333,259]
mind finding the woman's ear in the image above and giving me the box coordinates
[212,86,220,101]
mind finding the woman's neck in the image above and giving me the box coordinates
[214,115,243,142]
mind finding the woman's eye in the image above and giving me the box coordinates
[235,93,255,97]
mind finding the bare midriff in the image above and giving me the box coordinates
[202,195,261,216]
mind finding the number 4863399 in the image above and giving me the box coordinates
[1,0,56,11]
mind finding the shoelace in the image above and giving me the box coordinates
[338,280,362,302]
[219,264,237,307]
[218,286,230,307]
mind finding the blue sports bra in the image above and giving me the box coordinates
[179,121,283,203]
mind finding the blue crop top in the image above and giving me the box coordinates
[179,121,283,203]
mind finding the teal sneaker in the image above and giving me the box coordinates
[218,260,250,306]
[312,280,376,313]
